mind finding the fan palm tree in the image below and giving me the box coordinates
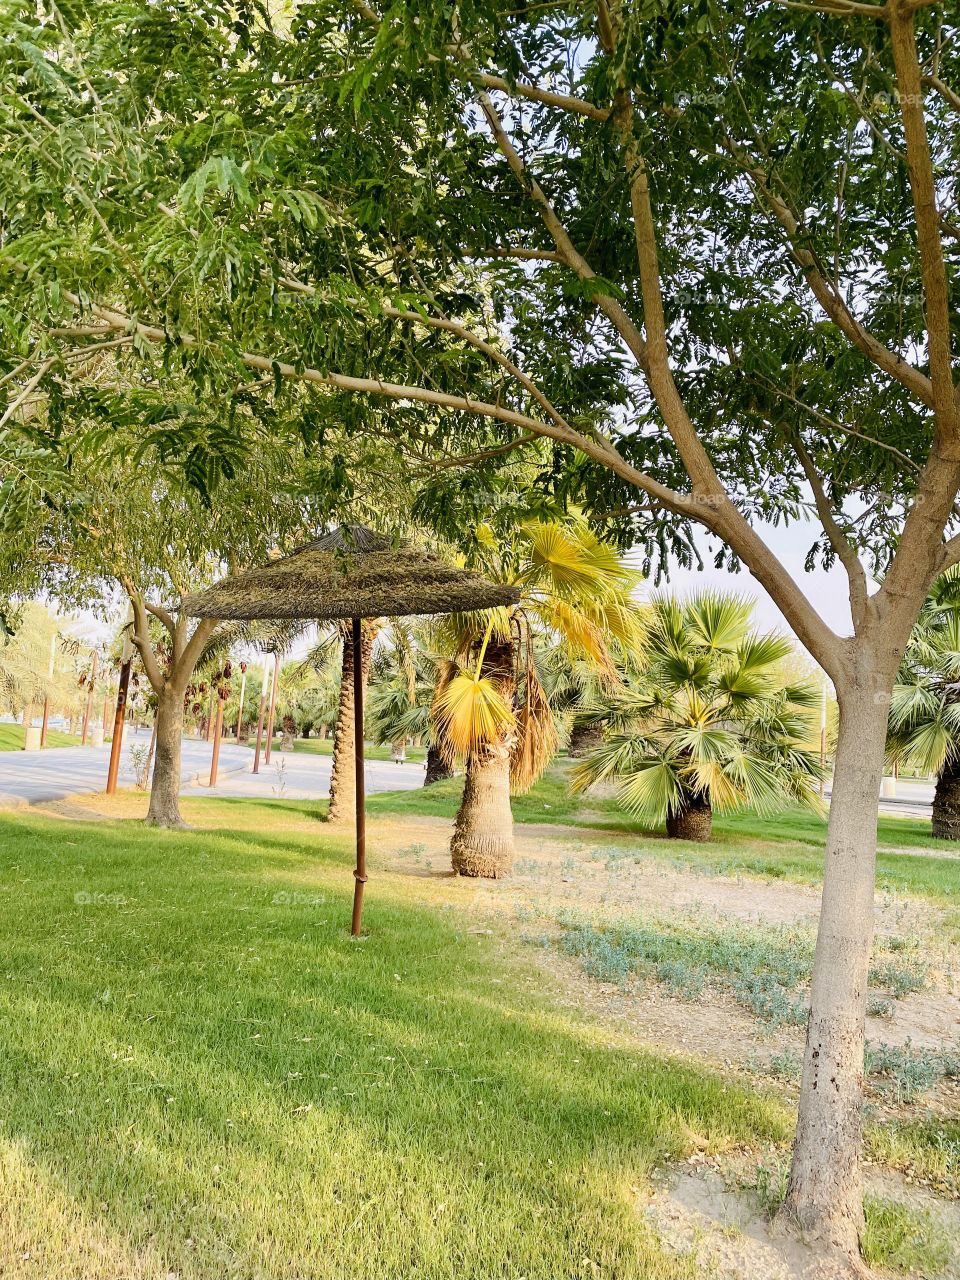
[431,518,643,877]
[572,594,823,841]
[887,565,960,839]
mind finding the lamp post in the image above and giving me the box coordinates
[234,661,247,743]
[252,655,270,775]
[209,693,226,786]
[40,633,56,748]
[264,652,279,766]
[80,649,98,746]
[106,609,133,795]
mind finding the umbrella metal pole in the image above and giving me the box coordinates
[350,616,367,936]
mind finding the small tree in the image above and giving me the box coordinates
[573,594,823,840]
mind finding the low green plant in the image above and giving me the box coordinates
[557,916,814,1025]
[865,1041,960,1102]
[861,1196,953,1276]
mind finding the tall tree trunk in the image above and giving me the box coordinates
[449,637,516,877]
[932,757,960,840]
[567,718,603,757]
[327,624,374,824]
[783,680,890,1257]
[666,790,712,841]
[146,686,186,828]
[424,742,453,785]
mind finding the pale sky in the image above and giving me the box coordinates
[648,516,855,643]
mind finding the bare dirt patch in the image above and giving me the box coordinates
[368,813,960,1128]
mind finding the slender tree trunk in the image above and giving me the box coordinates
[327,624,374,824]
[146,686,186,828]
[424,742,453,785]
[666,790,712,841]
[567,718,603,757]
[449,637,516,877]
[783,679,891,1257]
[931,758,960,840]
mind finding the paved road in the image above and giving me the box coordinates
[0,730,426,807]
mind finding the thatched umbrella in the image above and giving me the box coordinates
[183,525,519,935]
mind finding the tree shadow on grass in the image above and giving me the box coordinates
[0,809,790,1279]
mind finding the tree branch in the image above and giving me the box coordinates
[724,141,936,410]
[792,437,870,627]
[890,10,958,433]
[178,617,219,687]
[121,580,165,694]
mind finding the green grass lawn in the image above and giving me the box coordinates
[0,800,790,1280]
[0,723,81,750]
[368,763,960,903]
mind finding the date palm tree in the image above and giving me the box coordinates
[431,518,643,877]
[573,594,823,841]
[887,566,960,839]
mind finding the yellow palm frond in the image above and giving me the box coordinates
[431,662,515,761]
[520,519,641,602]
[531,597,618,678]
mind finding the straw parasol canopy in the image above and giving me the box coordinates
[182,525,519,621]
[182,524,519,937]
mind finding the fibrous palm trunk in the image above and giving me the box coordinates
[424,742,453,786]
[327,623,374,824]
[449,637,515,877]
[666,790,712,841]
[281,714,296,752]
[147,685,186,828]
[567,718,603,757]
[932,758,960,840]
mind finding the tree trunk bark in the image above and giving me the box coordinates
[567,718,603,757]
[666,790,712,841]
[450,745,515,877]
[281,714,295,752]
[931,758,960,840]
[782,680,890,1258]
[449,637,516,877]
[146,686,187,828]
[424,742,453,785]
[327,624,373,824]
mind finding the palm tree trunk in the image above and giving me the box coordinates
[567,718,603,757]
[666,790,712,841]
[424,742,453,785]
[146,685,186,828]
[932,758,960,839]
[450,744,514,877]
[280,714,295,751]
[449,637,516,877]
[327,623,374,824]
